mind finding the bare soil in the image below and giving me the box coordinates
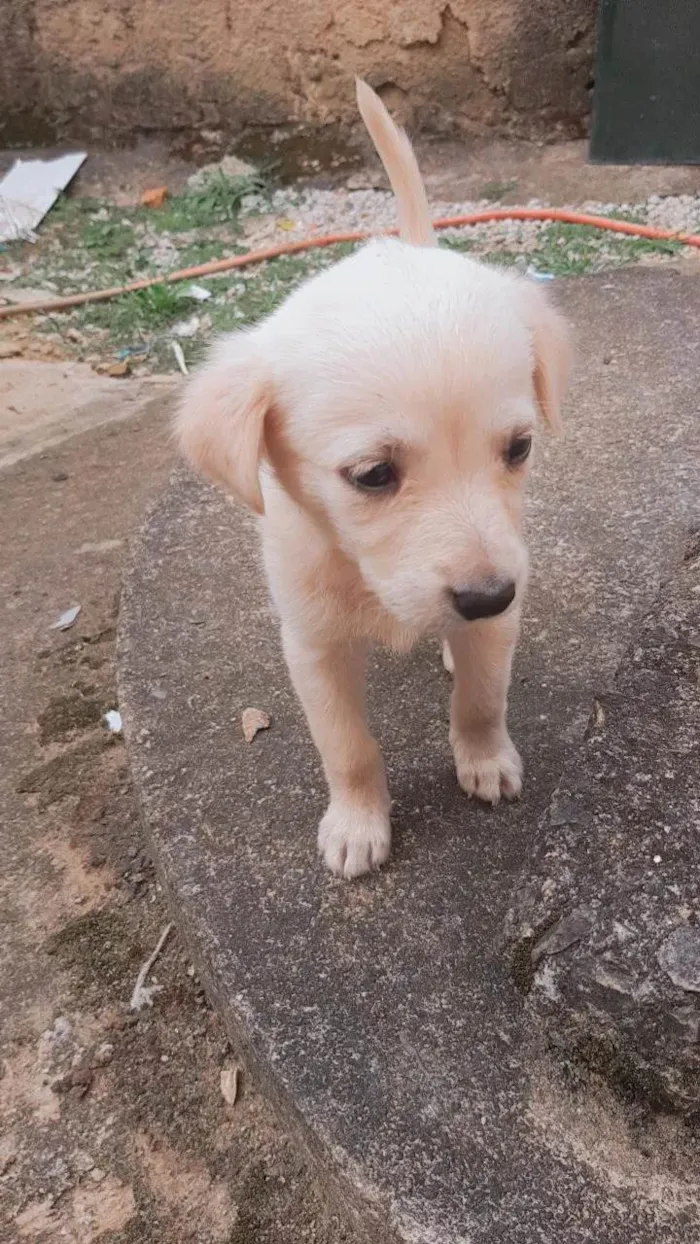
[0,395,348,1243]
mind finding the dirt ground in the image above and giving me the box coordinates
[0,395,350,1243]
[3,131,700,205]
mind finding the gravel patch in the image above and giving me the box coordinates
[240,186,700,254]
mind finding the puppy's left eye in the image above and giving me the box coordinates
[346,461,398,492]
[504,434,532,467]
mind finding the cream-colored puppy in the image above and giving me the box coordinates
[177,80,571,879]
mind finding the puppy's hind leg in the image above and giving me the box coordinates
[282,629,391,879]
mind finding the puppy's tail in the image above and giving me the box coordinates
[355,78,435,248]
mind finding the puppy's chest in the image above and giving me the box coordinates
[300,552,416,650]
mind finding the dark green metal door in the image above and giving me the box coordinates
[591,0,700,164]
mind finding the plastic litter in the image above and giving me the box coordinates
[526,266,555,282]
[186,284,212,302]
[103,709,123,734]
[140,186,167,209]
[0,153,86,242]
[171,341,188,376]
[50,604,81,631]
[115,344,150,361]
[172,314,200,338]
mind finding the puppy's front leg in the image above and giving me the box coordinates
[446,610,523,805]
[282,630,390,879]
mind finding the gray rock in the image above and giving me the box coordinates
[658,928,700,993]
[187,155,257,188]
[532,909,593,963]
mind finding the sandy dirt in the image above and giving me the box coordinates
[0,387,349,1243]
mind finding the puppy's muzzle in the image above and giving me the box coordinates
[449,578,516,622]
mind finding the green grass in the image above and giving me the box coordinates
[177,238,232,267]
[81,218,136,259]
[479,178,519,203]
[145,170,270,232]
[523,222,681,276]
[73,283,199,340]
[441,220,681,276]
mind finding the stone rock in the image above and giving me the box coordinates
[658,928,700,993]
[187,156,257,188]
[531,909,593,963]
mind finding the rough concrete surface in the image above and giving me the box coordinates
[0,394,350,1243]
[511,538,700,1116]
[119,268,700,1243]
[1,0,595,148]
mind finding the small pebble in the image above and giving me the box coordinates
[93,1042,114,1067]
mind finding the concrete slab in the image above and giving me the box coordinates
[119,268,700,1243]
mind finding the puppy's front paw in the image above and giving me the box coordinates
[451,730,523,804]
[318,803,391,879]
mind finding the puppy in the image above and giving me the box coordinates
[176,80,571,879]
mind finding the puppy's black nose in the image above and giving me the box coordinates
[449,578,516,621]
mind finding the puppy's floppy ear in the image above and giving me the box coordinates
[175,332,270,515]
[521,283,572,433]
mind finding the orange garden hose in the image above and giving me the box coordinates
[1,207,698,321]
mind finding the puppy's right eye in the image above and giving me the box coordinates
[504,434,532,467]
[345,461,398,493]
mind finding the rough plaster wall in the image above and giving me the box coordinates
[0,0,597,143]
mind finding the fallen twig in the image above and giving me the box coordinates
[129,923,173,1011]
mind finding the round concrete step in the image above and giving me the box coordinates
[119,269,700,1243]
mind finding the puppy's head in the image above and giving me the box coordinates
[176,242,570,638]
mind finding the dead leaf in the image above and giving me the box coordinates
[140,186,168,209]
[220,1065,239,1106]
[241,707,270,742]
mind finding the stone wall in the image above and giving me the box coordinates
[0,0,597,148]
